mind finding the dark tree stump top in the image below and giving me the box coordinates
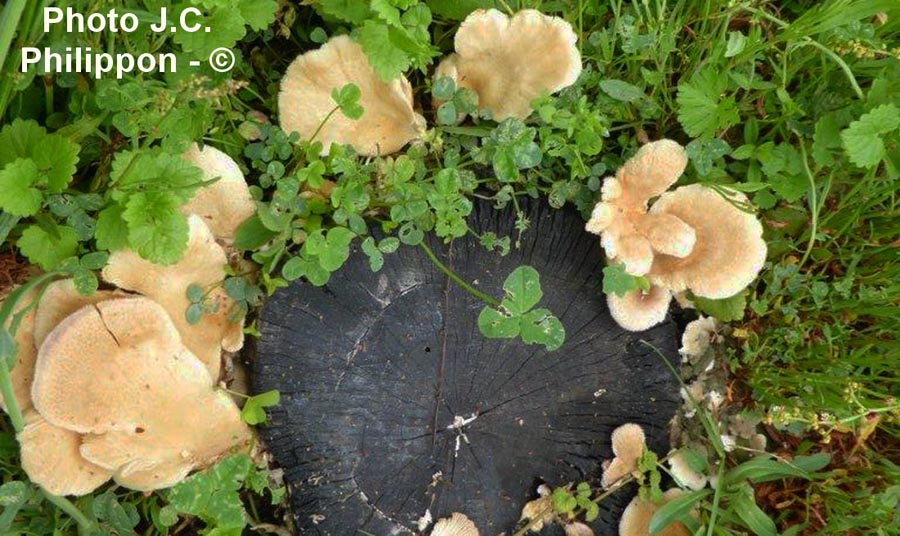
[253,199,680,535]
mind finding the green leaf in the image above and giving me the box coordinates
[725,31,747,57]
[316,0,372,24]
[361,237,384,272]
[0,119,46,166]
[602,264,646,297]
[477,307,520,338]
[234,215,278,251]
[733,486,778,536]
[685,138,731,177]
[331,83,365,120]
[841,104,900,168]
[33,134,80,192]
[725,456,818,485]
[599,79,645,102]
[648,489,711,535]
[166,454,253,530]
[93,491,140,534]
[241,389,281,425]
[693,291,747,322]
[174,5,247,56]
[95,204,130,251]
[677,69,740,138]
[17,223,79,270]
[550,487,577,514]
[500,266,543,315]
[0,481,30,532]
[238,0,277,31]
[356,21,413,80]
[122,193,190,265]
[519,308,565,351]
[0,159,43,216]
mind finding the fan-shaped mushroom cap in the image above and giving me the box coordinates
[586,141,694,276]
[668,450,708,491]
[607,285,672,332]
[432,513,479,536]
[18,410,111,496]
[437,9,581,120]
[279,35,426,156]
[619,489,691,536]
[31,297,250,491]
[102,216,244,380]
[565,522,595,536]
[648,184,767,299]
[182,143,256,243]
[33,279,126,347]
[679,316,720,359]
[601,423,646,488]
[0,289,37,413]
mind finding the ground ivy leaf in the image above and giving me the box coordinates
[693,291,747,322]
[238,0,277,31]
[355,21,411,80]
[500,266,542,315]
[477,307,521,339]
[519,308,565,351]
[17,223,79,270]
[0,159,43,216]
[602,264,642,297]
[841,103,900,168]
[32,134,80,192]
[122,193,189,265]
[174,5,246,56]
[95,204,130,251]
[0,119,46,166]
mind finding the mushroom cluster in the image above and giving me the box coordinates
[3,145,255,496]
[278,9,581,155]
[586,140,767,331]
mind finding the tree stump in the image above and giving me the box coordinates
[252,199,681,535]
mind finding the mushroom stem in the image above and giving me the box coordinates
[418,241,501,308]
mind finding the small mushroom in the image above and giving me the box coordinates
[432,513,479,536]
[679,316,720,359]
[435,9,581,120]
[33,279,126,347]
[31,297,250,491]
[18,410,111,496]
[619,489,691,536]
[668,450,708,491]
[648,184,767,299]
[564,522,595,536]
[586,140,694,276]
[601,423,646,489]
[0,288,37,413]
[607,285,672,333]
[102,216,244,380]
[182,143,256,243]
[279,35,426,156]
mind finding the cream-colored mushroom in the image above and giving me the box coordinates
[279,35,426,156]
[18,410,111,496]
[0,288,37,413]
[33,279,126,347]
[587,140,694,276]
[181,143,256,243]
[619,489,691,536]
[435,9,581,120]
[679,316,720,359]
[668,450,708,491]
[647,184,767,299]
[601,423,647,489]
[102,216,244,380]
[607,285,672,332]
[432,513,480,536]
[31,297,250,491]
[564,522,595,536]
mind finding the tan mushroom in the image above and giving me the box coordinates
[182,143,256,243]
[102,216,244,380]
[601,423,646,489]
[31,297,250,491]
[647,184,767,299]
[432,513,479,536]
[519,486,554,532]
[679,316,720,359]
[587,140,694,276]
[607,285,672,332]
[619,489,691,536]
[18,410,111,496]
[0,288,37,413]
[668,450,708,491]
[564,522,595,536]
[33,279,126,347]
[279,35,426,156]
[435,9,581,120]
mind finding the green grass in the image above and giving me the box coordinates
[0,0,898,534]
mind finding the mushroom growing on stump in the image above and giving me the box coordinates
[435,9,582,121]
[253,199,681,534]
[279,35,426,156]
